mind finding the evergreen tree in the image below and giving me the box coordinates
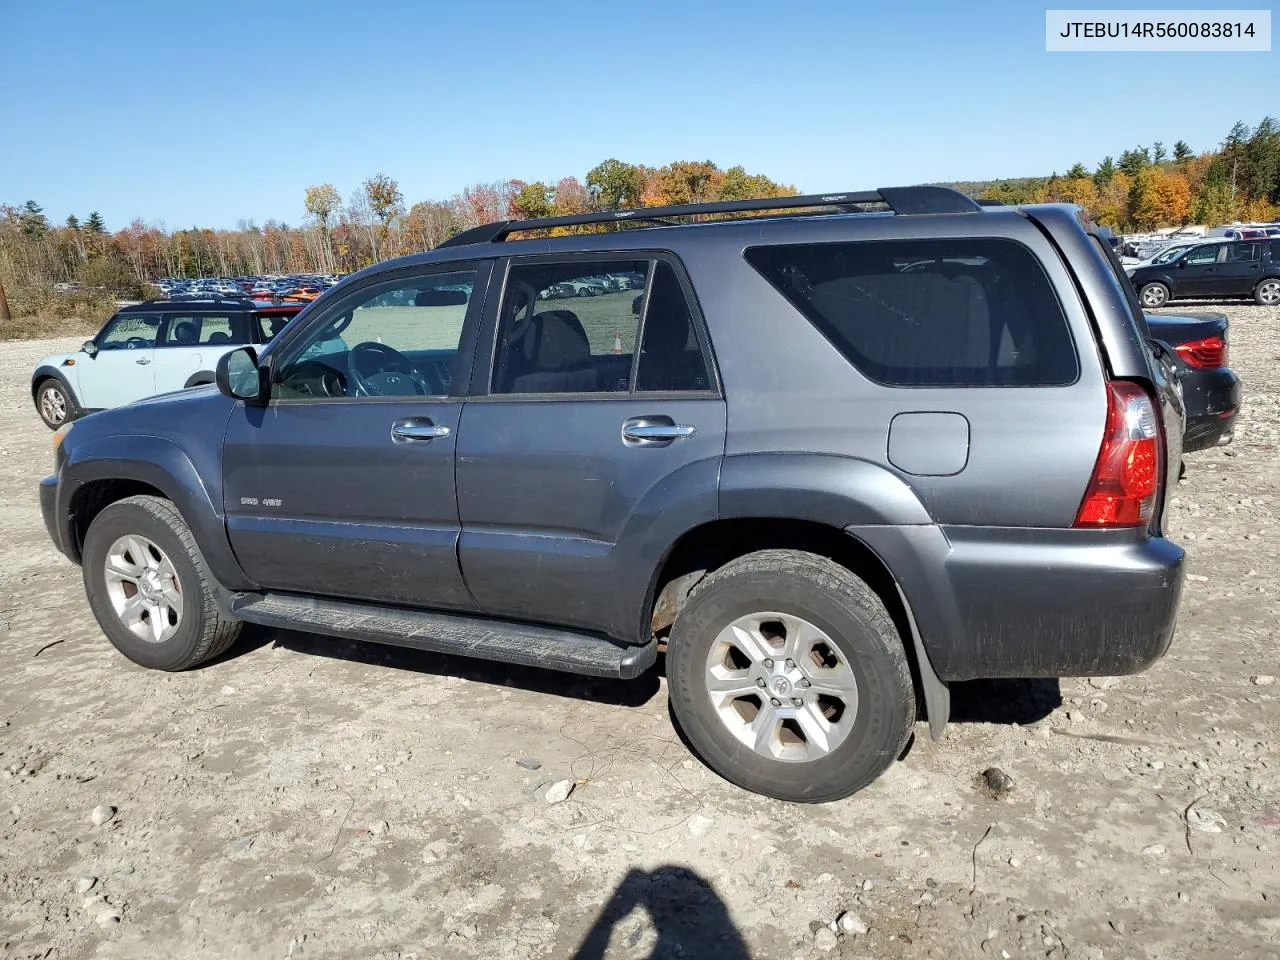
[1066,162,1089,180]
[65,214,81,230]
[1152,140,1168,164]
[85,211,106,233]
[21,200,48,237]
[1173,140,1192,163]
[1093,156,1116,185]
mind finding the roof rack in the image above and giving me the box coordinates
[438,185,983,248]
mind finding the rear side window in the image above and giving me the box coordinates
[1271,241,1280,260]
[159,314,245,347]
[744,238,1078,387]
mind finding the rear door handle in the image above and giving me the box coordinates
[391,418,450,443]
[622,416,696,447]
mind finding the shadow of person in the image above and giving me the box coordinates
[573,866,750,960]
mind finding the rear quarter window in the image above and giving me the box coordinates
[744,237,1079,387]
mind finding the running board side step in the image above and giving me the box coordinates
[230,593,657,680]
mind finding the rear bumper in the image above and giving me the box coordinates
[1181,367,1240,452]
[850,524,1184,681]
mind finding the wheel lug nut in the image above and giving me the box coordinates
[756,678,766,688]
[798,678,811,688]
[770,697,781,707]
[792,697,803,707]
[763,659,774,669]
[785,659,795,669]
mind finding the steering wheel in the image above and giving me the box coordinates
[347,341,434,397]
[125,337,150,349]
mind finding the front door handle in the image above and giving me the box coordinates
[622,416,696,447]
[135,358,151,365]
[391,418,450,443]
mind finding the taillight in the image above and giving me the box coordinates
[1174,335,1226,369]
[1074,381,1162,528]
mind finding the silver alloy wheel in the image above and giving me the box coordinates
[1259,279,1280,305]
[704,612,858,762]
[102,534,183,644]
[40,384,66,425]
[1141,284,1169,307]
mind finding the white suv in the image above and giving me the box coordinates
[31,299,304,429]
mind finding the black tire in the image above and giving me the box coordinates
[1255,277,1280,307]
[1139,282,1170,308]
[666,549,915,803]
[35,378,79,430]
[82,495,241,671]
[578,287,593,297]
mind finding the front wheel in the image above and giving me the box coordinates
[35,379,79,430]
[1255,278,1280,306]
[666,550,915,803]
[82,495,241,671]
[1140,282,1170,308]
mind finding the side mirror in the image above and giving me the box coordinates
[82,340,98,357]
[215,347,268,405]
[1177,260,1187,268]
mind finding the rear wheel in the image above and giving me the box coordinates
[1255,278,1280,306]
[666,549,915,802]
[82,495,241,671]
[35,379,78,430]
[1140,282,1170,308]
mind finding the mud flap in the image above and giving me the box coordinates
[895,583,950,740]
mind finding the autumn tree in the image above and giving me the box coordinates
[1093,171,1133,230]
[510,181,554,220]
[648,161,723,205]
[1192,182,1237,225]
[586,159,646,210]
[552,177,589,215]
[719,166,797,201]
[304,183,342,269]
[362,174,403,261]
[1131,167,1191,229]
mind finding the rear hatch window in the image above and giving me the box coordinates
[745,238,1078,387]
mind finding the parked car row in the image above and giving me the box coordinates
[35,187,1211,802]
[152,274,343,302]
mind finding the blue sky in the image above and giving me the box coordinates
[1,0,1275,230]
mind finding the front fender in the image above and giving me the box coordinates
[59,434,253,590]
[32,365,81,406]
[719,453,933,526]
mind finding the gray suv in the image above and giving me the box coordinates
[40,187,1186,802]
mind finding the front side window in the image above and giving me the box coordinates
[273,269,478,400]
[745,237,1078,387]
[1227,242,1261,263]
[492,260,648,395]
[1183,245,1224,265]
[97,314,160,350]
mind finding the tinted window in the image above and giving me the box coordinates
[492,260,648,395]
[256,311,298,343]
[273,269,478,399]
[1183,245,1223,265]
[745,238,1078,387]
[159,314,244,347]
[1272,241,1280,260]
[1227,242,1261,263]
[98,314,160,350]
[635,262,711,391]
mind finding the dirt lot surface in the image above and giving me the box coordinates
[2,307,1278,960]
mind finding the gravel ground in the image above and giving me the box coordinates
[2,305,1278,960]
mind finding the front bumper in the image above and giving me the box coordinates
[850,524,1185,681]
[40,474,76,562]
[1181,367,1241,452]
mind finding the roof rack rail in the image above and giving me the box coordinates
[438,185,982,248]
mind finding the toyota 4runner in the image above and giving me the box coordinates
[40,186,1186,802]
